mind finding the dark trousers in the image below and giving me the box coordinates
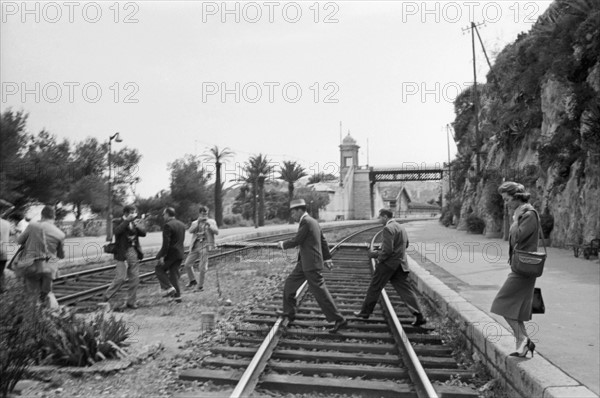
[23,260,53,304]
[283,262,344,323]
[155,258,182,297]
[360,262,422,315]
[0,259,6,293]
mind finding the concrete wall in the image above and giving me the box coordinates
[352,169,372,220]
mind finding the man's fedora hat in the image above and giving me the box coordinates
[289,199,306,209]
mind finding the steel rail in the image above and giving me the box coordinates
[54,225,377,306]
[370,230,439,398]
[229,227,378,398]
[229,225,381,398]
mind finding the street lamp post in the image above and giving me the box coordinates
[106,132,123,241]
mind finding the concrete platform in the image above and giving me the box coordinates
[404,220,599,398]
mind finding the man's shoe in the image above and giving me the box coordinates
[185,280,198,288]
[197,286,204,292]
[411,313,427,327]
[328,318,348,333]
[126,303,138,310]
[353,311,370,319]
[162,287,176,298]
[173,297,182,303]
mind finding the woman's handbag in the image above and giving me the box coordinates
[511,210,547,277]
[532,287,545,314]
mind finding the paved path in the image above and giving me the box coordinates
[405,220,600,395]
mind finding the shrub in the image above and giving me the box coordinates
[71,222,85,237]
[40,310,131,367]
[0,285,44,397]
[83,220,104,237]
[540,210,554,238]
[466,214,485,234]
[440,211,453,227]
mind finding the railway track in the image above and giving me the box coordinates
[179,226,478,398]
[52,224,377,309]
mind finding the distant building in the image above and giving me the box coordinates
[315,133,441,221]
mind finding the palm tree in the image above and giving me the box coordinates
[243,154,272,227]
[278,161,307,223]
[203,146,234,227]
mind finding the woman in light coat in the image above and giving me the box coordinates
[490,181,540,357]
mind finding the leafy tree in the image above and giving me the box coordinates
[307,172,337,184]
[168,155,211,223]
[278,161,307,223]
[112,147,142,198]
[243,154,273,227]
[0,110,29,208]
[294,187,330,220]
[66,138,106,220]
[21,130,71,206]
[232,184,253,220]
[135,190,173,230]
[203,146,234,227]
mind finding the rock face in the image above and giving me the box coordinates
[450,1,600,247]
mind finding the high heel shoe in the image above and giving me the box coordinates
[527,339,536,357]
[509,339,529,357]
[510,338,535,358]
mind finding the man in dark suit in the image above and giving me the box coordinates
[102,204,146,310]
[277,199,347,333]
[155,207,186,303]
[354,208,427,326]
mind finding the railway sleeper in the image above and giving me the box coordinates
[210,346,402,366]
[204,356,407,380]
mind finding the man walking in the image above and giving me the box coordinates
[16,205,65,306]
[354,208,427,327]
[155,207,186,303]
[183,206,218,291]
[277,199,347,333]
[102,205,146,310]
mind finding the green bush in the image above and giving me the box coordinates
[1,284,131,395]
[540,210,555,238]
[466,214,486,234]
[40,310,131,367]
[0,285,45,397]
[440,211,453,227]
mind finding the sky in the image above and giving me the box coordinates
[1,0,552,197]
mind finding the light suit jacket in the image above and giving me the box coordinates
[189,218,219,250]
[370,220,409,272]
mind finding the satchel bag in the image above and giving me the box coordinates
[532,287,545,314]
[511,210,547,277]
[10,230,49,274]
[103,234,116,254]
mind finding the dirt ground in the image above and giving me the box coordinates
[16,247,298,398]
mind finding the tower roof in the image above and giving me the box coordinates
[341,133,358,146]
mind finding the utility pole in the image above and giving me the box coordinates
[446,124,453,198]
[462,21,486,175]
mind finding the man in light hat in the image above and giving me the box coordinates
[277,198,347,333]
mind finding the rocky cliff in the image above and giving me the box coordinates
[448,0,600,246]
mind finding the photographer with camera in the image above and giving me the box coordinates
[101,205,146,310]
[183,206,218,291]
